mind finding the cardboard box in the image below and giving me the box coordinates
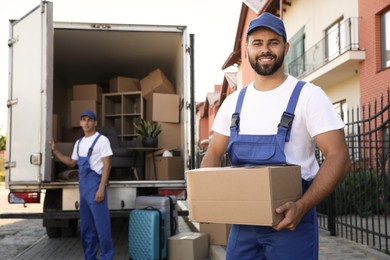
[52,114,62,142]
[140,68,175,98]
[158,122,181,150]
[186,165,302,226]
[62,127,83,142]
[70,100,98,127]
[145,93,180,123]
[199,223,231,246]
[168,232,208,260]
[109,76,140,93]
[72,84,102,103]
[145,156,184,180]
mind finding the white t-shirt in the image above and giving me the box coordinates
[71,132,113,175]
[212,75,345,180]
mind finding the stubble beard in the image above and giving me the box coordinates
[249,52,285,76]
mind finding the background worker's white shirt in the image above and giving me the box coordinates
[71,132,113,175]
[212,75,345,181]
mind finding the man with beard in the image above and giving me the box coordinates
[200,12,350,260]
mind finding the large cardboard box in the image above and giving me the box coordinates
[140,68,175,98]
[72,84,102,103]
[168,232,208,260]
[70,100,98,127]
[186,165,302,226]
[145,93,180,123]
[199,223,231,246]
[109,76,140,93]
[158,122,181,150]
[145,156,184,180]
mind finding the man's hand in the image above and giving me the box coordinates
[273,201,306,231]
[95,186,105,202]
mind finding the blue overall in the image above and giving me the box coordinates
[226,81,319,260]
[77,135,114,260]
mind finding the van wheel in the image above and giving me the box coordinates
[46,227,61,238]
[61,219,78,237]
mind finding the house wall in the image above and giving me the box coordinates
[359,0,390,107]
[283,0,359,48]
[240,10,258,89]
[281,0,360,109]
[325,76,360,111]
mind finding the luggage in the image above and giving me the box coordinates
[128,207,168,260]
[135,195,179,237]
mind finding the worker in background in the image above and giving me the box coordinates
[201,12,351,260]
[50,110,114,260]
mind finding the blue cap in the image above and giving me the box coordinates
[80,110,96,120]
[247,12,287,41]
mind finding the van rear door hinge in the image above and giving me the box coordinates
[8,36,19,47]
[7,98,18,108]
[5,161,16,169]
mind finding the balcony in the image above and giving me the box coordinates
[287,17,365,88]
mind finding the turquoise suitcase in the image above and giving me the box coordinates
[128,208,167,260]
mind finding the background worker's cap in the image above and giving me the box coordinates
[247,12,287,41]
[80,110,96,120]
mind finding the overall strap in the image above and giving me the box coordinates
[278,80,306,142]
[88,134,102,157]
[76,134,102,157]
[230,87,248,135]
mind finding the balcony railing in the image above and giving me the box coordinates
[288,17,360,78]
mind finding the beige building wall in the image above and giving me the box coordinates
[282,0,360,106]
[283,0,359,46]
[325,76,360,111]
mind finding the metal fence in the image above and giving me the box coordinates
[317,90,390,255]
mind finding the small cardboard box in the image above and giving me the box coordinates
[186,165,302,226]
[199,223,231,246]
[109,76,140,93]
[70,100,98,127]
[72,84,102,103]
[145,93,180,123]
[146,156,184,180]
[168,232,208,260]
[158,122,181,150]
[141,68,175,98]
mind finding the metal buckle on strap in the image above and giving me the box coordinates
[279,112,295,129]
[230,113,240,129]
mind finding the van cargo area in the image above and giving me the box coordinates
[6,2,192,238]
[51,24,189,182]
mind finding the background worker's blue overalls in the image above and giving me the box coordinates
[226,81,319,260]
[77,135,114,260]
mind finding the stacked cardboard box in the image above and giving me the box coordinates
[70,84,102,127]
[140,69,183,180]
[109,76,140,93]
[168,232,209,260]
[199,223,231,246]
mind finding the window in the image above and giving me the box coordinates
[381,9,390,69]
[285,26,305,76]
[325,18,346,61]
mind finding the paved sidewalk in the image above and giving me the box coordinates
[178,202,390,260]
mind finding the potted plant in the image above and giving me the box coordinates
[133,118,162,147]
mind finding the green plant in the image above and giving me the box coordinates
[0,134,5,151]
[133,118,162,137]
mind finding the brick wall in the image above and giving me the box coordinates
[359,0,390,107]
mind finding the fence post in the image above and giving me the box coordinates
[327,192,336,236]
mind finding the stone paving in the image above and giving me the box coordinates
[1,185,389,260]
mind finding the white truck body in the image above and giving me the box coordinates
[5,2,195,236]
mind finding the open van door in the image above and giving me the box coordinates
[6,2,53,185]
